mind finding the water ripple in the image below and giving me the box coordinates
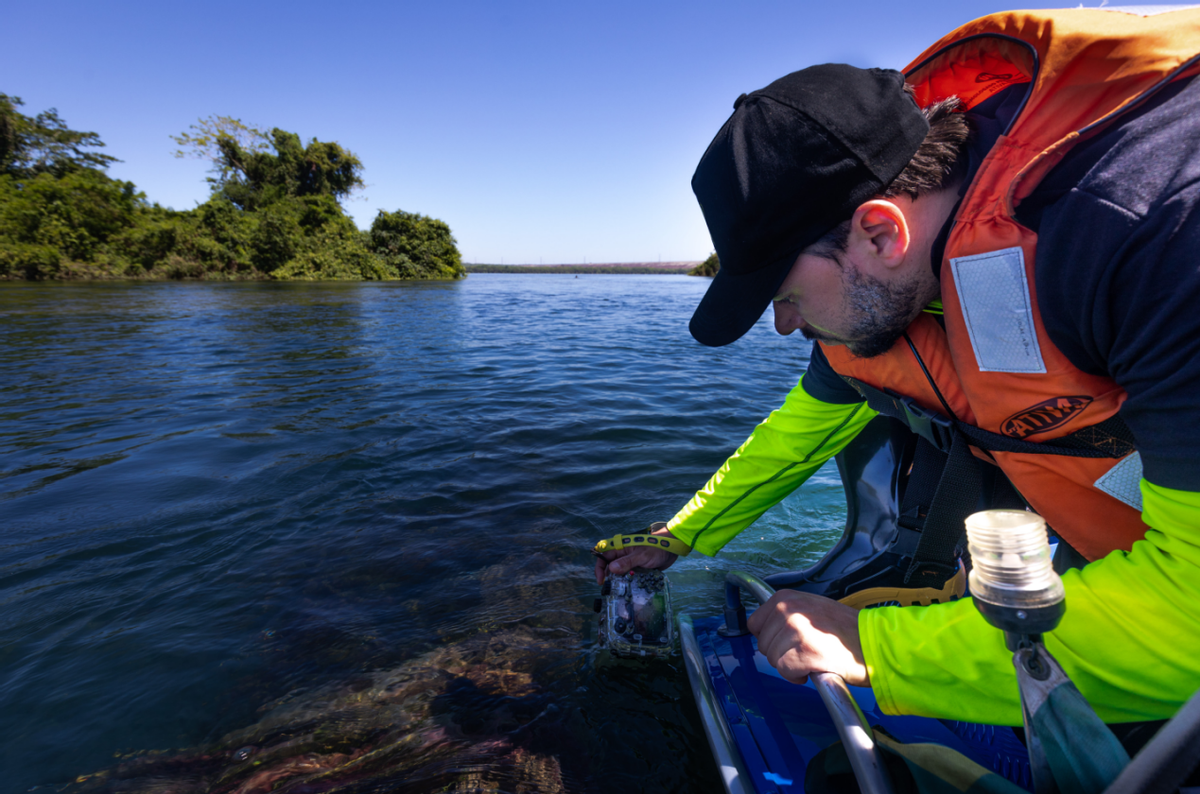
[0,276,844,793]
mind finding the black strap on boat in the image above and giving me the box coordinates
[840,334,1136,582]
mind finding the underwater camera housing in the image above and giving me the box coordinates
[596,569,675,658]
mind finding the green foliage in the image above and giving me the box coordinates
[173,116,364,211]
[103,207,191,276]
[688,252,719,277]
[170,116,271,177]
[0,239,60,280]
[0,170,142,278]
[0,94,119,178]
[245,130,363,204]
[369,210,465,279]
[251,200,303,272]
[0,95,465,282]
[272,233,394,281]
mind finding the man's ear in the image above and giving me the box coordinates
[847,199,910,270]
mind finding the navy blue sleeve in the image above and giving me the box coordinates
[801,342,866,404]
[1021,76,1200,490]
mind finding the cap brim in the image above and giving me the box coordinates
[688,246,799,347]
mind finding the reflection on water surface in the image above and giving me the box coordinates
[0,277,844,793]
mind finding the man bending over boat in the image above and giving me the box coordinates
[595,8,1200,727]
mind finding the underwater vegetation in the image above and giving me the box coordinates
[62,553,592,793]
[66,628,575,793]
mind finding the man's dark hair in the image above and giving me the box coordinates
[806,91,968,261]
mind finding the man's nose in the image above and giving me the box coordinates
[773,300,800,335]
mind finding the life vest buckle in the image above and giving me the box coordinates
[898,396,955,453]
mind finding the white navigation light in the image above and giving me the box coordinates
[965,510,1065,634]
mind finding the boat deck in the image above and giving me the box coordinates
[682,614,1033,794]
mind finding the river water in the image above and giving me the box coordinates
[0,275,846,793]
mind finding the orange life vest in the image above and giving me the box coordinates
[822,7,1200,561]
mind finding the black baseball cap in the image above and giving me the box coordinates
[689,64,929,347]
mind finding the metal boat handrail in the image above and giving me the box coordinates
[724,571,896,794]
[679,614,754,794]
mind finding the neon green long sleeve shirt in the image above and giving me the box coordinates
[667,379,1200,724]
[665,376,878,555]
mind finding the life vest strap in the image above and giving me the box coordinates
[841,376,1135,460]
[841,371,1139,579]
[904,430,984,582]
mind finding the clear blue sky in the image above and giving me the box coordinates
[10,0,1095,264]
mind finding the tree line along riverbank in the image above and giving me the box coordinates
[465,253,720,275]
[0,97,464,281]
[466,262,695,274]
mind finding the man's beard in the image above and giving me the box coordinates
[800,262,927,359]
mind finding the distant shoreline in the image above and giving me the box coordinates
[466,261,701,274]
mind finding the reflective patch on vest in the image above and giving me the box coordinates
[1099,5,1200,16]
[951,247,1047,374]
[1094,452,1144,512]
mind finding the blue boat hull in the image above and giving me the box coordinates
[681,613,1033,794]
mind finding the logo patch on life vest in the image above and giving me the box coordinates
[975,72,1015,83]
[1001,396,1093,439]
